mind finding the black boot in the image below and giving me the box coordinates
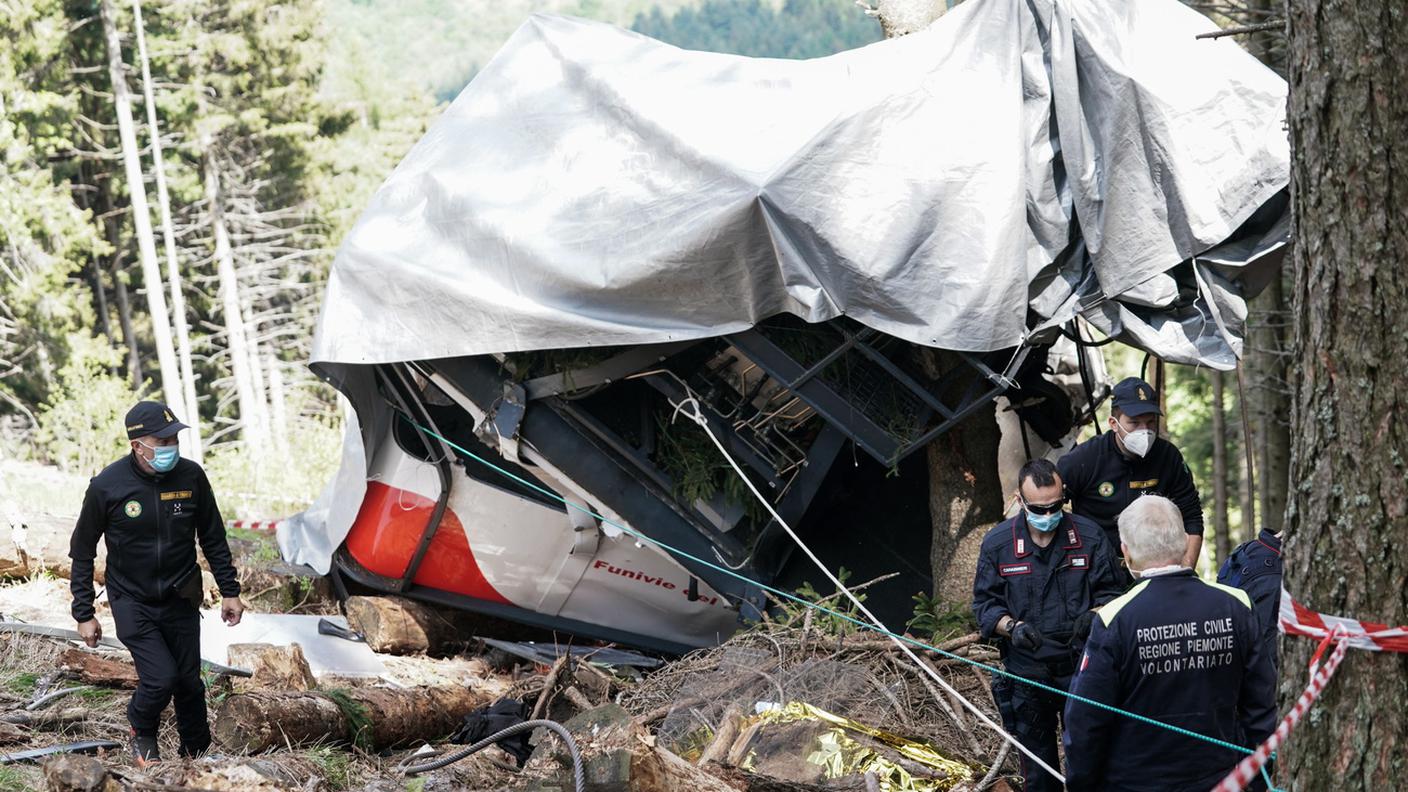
[130,729,160,765]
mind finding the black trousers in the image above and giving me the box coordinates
[992,671,1072,792]
[110,595,210,755]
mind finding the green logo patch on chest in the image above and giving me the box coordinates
[1097,481,1115,498]
[124,500,142,518]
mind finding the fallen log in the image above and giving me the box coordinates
[2,708,99,728]
[57,649,138,689]
[0,513,104,582]
[226,644,315,693]
[212,685,490,753]
[343,595,473,656]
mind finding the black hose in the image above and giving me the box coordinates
[399,719,584,792]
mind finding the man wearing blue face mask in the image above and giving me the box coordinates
[69,401,243,764]
[972,459,1124,792]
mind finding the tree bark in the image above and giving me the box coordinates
[98,0,187,421]
[1281,0,1408,787]
[1252,273,1291,535]
[344,595,475,656]
[86,258,112,347]
[267,351,289,456]
[99,183,142,388]
[57,648,138,688]
[130,0,202,462]
[1210,370,1231,565]
[212,686,489,753]
[918,352,1005,605]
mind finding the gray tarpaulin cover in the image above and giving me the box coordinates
[288,0,1288,573]
[310,0,1287,372]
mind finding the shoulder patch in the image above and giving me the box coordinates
[1199,579,1252,609]
[1097,580,1150,626]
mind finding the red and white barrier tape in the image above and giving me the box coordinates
[1210,631,1349,792]
[1279,587,1408,653]
[1212,591,1408,792]
[229,519,284,534]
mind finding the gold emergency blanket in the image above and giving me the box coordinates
[748,701,974,791]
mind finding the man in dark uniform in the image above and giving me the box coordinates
[972,459,1124,792]
[1063,496,1276,791]
[1058,376,1204,580]
[69,401,244,763]
[1217,528,1283,676]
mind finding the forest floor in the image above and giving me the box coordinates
[0,460,1011,791]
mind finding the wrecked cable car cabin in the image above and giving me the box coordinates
[285,8,1292,653]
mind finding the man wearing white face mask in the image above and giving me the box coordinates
[69,401,244,764]
[972,459,1123,792]
[1058,377,1204,582]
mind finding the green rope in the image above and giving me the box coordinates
[397,413,1260,759]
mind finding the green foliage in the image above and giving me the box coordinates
[633,0,883,58]
[303,744,355,789]
[3,672,39,696]
[34,336,140,474]
[906,591,977,643]
[0,765,37,792]
[318,688,374,754]
[774,566,867,636]
[203,394,346,520]
[0,0,108,411]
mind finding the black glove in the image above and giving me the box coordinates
[1071,610,1097,646]
[1010,621,1044,652]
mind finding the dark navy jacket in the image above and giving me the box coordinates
[1218,529,1283,675]
[972,512,1124,677]
[1063,569,1277,791]
[69,454,241,622]
[1058,431,1204,549]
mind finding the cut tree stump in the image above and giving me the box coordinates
[344,595,473,655]
[212,685,490,753]
[58,649,138,688]
[226,643,316,693]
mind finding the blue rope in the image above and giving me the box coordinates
[397,413,1261,760]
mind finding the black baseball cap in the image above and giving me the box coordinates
[1110,377,1162,417]
[125,401,189,440]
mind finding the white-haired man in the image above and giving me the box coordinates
[1062,495,1275,791]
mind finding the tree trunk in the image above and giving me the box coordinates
[1252,273,1291,535]
[919,352,1005,605]
[245,315,273,454]
[1280,0,1408,787]
[267,351,289,455]
[1234,369,1257,540]
[97,0,187,421]
[87,258,112,347]
[99,183,142,388]
[203,146,264,455]
[110,258,141,388]
[212,686,489,752]
[130,0,202,462]
[1210,370,1231,565]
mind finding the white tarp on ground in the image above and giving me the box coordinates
[310,0,1288,373]
[289,0,1290,575]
